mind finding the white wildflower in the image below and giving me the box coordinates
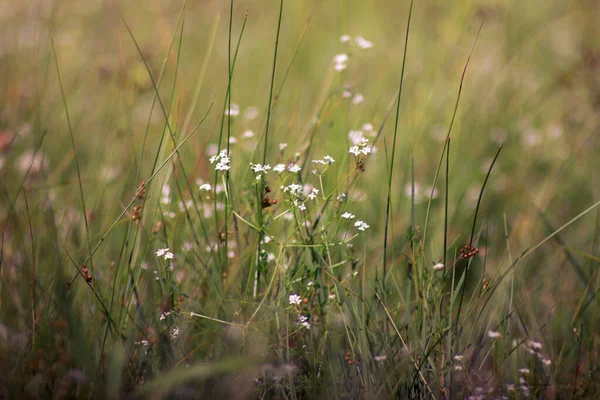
[283,183,302,195]
[527,340,543,351]
[199,183,212,191]
[250,163,271,174]
[160,311,171,321]
[289,294,302,305]
[488,330,501,339]
[170,326,180,340]
[161,184,171,204]
[334,63,347,72]
[542,358,552,366]
[349,129,364,145]
[341,212,355,220]
[279,143,288,150]
[297,315,311,329]
[354,220,369,231]
[362,123,374,132]
[156,248,169,257]
[355,35,373,49]
[224,103,240,116]
[334,53,348,64]
[433,262,445,271]
[288,164,301,173]
[340,34,352,44]
[352,94,364,105]
[273,164,286,173]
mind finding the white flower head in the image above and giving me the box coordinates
[334,63,347,72]
[352,93,365,105]
[273,164,286,173]
[488,330,501,339]
[156,248,169,257]
[334,53,349,64]
[242,129,255,139]
[355,36,373,49]
[288,164,301,173]
[199,183,212,191]
[354,220,369,231]
[348,129,365,145]
[334,53,348,72]
[341,212,355,220]
[250,163,271,174]
[340,34,352,44]
[170,326,180,340]
[289,294,302,305]
[160,311,171,321]
[297,315,311,329]
[320,156,333,165]
[225,103,240,117]
[433,262,445,271]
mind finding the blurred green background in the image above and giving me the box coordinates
[1,0,600,395]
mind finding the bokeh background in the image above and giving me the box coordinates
[1,0,600,396]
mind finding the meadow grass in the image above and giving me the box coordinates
[1,0,600,398]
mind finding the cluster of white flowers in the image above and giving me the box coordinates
[297,315,311,330]
[354,220,370,231]
[170,326,180,340]
[242,130,255,139]
[289,294,302,305]
[333,53,349,71]
[273,163,301,173]
[224,103,240,117]
[349,124,376,146]
[312,155,335,165]
[341,212,355,219]
[156,248,174,260]
[453,354,464,371]
[351,94,365,105]
[161,184,171,204]
[199,183,212,191]
[525,339,551,366]
[160,311,171,321]
[250,163,271,180]
[282,183,303,196]
[349,138,371,157]
[433,262,445,271]
[340,34,374,49]
[307,188,319,200]
[488,330,501,339]
[210,149,231,171]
